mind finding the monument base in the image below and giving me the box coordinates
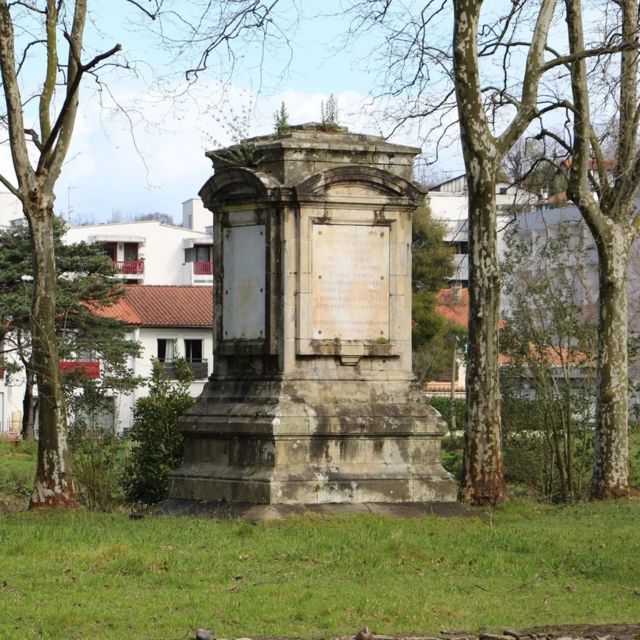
[169,377,457,504]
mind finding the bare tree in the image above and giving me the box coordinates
[453,0,561,504]
[0,0,284,508]
[560,0,640,498]
[0,0,121,507]
[348,0,559,504]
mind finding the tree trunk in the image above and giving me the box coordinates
[591,227,631,498]
[27,207,76,508]
[21,364,36,440]
[461,162,507,505]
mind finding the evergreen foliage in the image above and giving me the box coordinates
[320,94,340,130]
[411,204,465,382]
[123,358,194,505]
[273,101,290,136]
[0,218,141,436]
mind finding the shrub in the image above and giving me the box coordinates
[429,396,466,432]
[441,433,463,482]
[69,422,127,512]
[123,358,194,505]
[501,395,593,502]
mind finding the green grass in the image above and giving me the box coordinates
[1,438,640,638]
[0,439,36,509]
[1,501,639,639]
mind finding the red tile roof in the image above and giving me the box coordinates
[93,285,213,328]
[436,288,469,328]
[499,343,591,367]
[435,287,506,330]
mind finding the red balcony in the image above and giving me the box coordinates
[59,360,100,379]
[193,261,213,275]
[114,259,144,275]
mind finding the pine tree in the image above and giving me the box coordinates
[0,218,140,439]
[411,204,464,383]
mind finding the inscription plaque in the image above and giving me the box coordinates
[222,224,266,340]
[312,224,390,340]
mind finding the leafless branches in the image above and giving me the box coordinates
[124,0,294,83]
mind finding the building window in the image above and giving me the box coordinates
[445,240,469,254]
[157,338,176,362]
[185,339,203,362]
[123,242,139,261]
[195,245,210,262]
[184,245,211,263]
[102,242,117,261]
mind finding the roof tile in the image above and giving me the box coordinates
[94,285,213,327]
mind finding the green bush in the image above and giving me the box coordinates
[427,398,465,485]
[441,433,463,482]
[69,424,128,512]
[429,396,466,431]
[123,358,194,505]
[501,395,593,502]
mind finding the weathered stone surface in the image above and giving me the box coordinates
[207,123,420,185]
[154,500,474,520]
[311,224,390,341]
[170,124,456,505]
[195,629,215,640]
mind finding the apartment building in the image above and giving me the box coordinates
[0,196,215,435]
[426,174,537,286]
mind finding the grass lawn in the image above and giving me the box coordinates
[1,437,640,639]
[1,500,639,640]
[0,439,36,512]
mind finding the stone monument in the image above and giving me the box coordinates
[169,124,456,504]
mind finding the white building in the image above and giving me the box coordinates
[427,174,537,286]
[94,285,214,432]
[0,191,22,229]
[0,198,216,436]
[65,218,214,287]
[182,197,212,234]
[0,192,24,434]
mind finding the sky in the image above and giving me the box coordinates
[0,0,581,225]
[0,0,473,225]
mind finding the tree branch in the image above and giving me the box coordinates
[0,0,35,190]
[542,42,637,73]
[38,0,58,143]
[0,172,20,198]
[37,38,121,178]
[24,128,43,151]
[124,0,162,20]
[498,0,557,154]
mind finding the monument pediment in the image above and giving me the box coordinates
[295,165,424,201]
[199,167,281,205]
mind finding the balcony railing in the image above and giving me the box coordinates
[161,359,208,380]
[59,360,100,379]
[114,259,144,275]
[193,261,213,275]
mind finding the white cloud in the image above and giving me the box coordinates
[55,82,387,224]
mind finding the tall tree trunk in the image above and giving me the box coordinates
[591,228,631,498]
[27,208,76,508]
[461,160,507,504]
[21,364,36,440]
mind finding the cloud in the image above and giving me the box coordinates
[56,82,384,224]
[3,78,463,226]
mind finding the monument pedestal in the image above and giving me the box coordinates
[171,376,456,503]
[169,124,457,505]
